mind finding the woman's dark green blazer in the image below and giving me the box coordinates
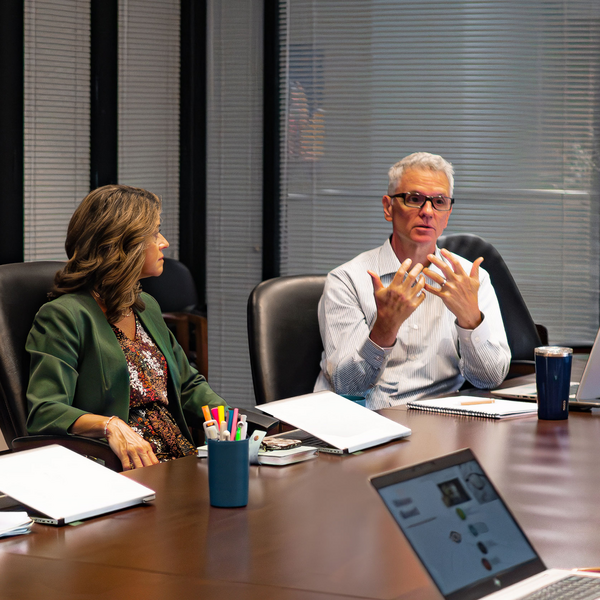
[26,291,226,443]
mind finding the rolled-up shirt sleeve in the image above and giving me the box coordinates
[316,269,394,395]
[456,270,511,388]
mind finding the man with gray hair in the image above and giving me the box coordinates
[314,152,510,408]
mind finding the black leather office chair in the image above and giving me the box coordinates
[247,275,326,404]
[0,261,121,471]
[141,257,208,378]
[143,258,277,434]
[439,233,547,376]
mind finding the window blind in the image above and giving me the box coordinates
[24,0,90,261]
[206,0,264,407]
[279,0,600,345]
[118,0,180,258]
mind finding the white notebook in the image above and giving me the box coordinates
[407,396,538,419]
[0,445,155,525]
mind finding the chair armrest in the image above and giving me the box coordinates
[11,435,122,472]
[238,407,280,435]
[186,313,208,379]
[507,359,536,379]
[535,323,549,346]
[163,312,190,354]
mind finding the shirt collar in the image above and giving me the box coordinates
[377,236,446,277]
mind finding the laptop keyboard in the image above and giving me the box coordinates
[521,575,600,600]
[293,435,332,449]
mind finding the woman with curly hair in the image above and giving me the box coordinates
[26,184,227,470]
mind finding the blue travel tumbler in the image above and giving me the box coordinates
[535,346,573,420]
[340,394,367,407]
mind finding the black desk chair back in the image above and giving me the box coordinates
[248,275,326,404]
[143,259,277,433]
[140,257,198,313]
[439,233,546,376]
[140,257,208,379]
[0,262,121,471]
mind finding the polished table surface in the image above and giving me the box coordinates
[2,378,600,599]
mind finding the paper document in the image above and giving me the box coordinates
[0,512,33,537]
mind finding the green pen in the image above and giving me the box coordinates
[235,422,243,441]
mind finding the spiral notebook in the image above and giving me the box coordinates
[407,396,538,419]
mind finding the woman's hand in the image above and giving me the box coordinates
[69,414,159,470]
[105,418,159,470]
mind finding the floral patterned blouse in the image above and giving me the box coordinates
[111,316,195,462]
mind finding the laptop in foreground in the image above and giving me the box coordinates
[491,328,600,409]
[371,448,600,600]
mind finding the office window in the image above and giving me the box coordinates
[206,0,264,407]
[24,0,90,261]
[118,0,180,258]
[278,1,600,345]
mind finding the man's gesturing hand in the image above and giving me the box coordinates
[368,259,426,348]
[423,248,483,330]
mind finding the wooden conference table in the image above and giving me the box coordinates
[1,372,600,599]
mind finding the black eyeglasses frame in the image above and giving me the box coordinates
[389,192,454,212]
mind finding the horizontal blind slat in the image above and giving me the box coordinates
[24,0,90,262]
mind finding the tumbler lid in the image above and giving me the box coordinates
[534,346,573,357]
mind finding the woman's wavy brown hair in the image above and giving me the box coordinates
[53,184,162,323]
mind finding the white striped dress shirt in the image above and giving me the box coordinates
[314,238,511,409]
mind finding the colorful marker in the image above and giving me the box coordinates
[230,408,239,438]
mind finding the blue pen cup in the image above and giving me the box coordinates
[535,346,572,420]
[341,394,367,408]
[207,438,249,508]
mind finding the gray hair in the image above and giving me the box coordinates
[387,152,454,196]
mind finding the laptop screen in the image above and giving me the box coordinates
[371,449,546,600]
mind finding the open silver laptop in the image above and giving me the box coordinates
[491,328,600,409]
[0,445,155,526]
[371,448,600,600]
[256,391,411,454]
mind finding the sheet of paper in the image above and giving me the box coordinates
[0,512,32,537]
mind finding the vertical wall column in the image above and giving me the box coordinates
[180,0,208,307]
[90,0,118,189]
[262,0,281,280]
[0,0,24,264]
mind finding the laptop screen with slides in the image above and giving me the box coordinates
[370,448,546,600]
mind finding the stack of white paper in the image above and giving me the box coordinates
[0,512,33,537]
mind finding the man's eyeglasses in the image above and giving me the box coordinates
[389,192,454,212]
